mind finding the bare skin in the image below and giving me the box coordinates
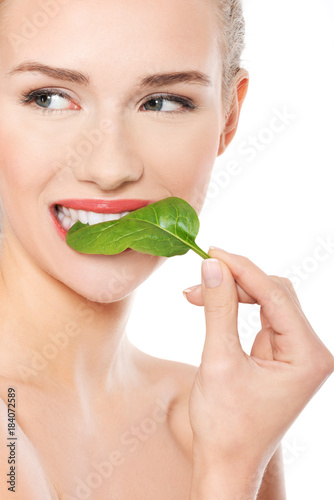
[0,347,194,499]
[0,345,286,499]
[0,0,332,499]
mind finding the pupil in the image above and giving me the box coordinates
[38,94,51,107]
[145,98,162,111]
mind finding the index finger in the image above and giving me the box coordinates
[207,247,309,338]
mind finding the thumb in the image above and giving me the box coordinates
[201,256,243,364]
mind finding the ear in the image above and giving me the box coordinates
[217,69,249,156]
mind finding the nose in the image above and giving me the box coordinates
[73,119,143,191]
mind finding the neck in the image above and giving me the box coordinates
[0,231,137,397]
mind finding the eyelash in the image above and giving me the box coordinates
[19,88,197,116]
[19,88,74,115]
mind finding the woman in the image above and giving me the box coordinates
[0,0,332,499]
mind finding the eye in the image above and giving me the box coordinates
[140,94,196,114]
[19,89,80,114]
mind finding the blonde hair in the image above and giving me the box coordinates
[212,0,246,116]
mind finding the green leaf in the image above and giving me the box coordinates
[65,196,210,259]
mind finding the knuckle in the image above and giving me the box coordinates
[278,277,300,303]
[237,255,252,269]
[270,276,297,296]
[268,283,289,305]
[281,277,293,288]
[281,278,297,297]
[318,353,334,377]
[302,350,334,380]
[205,300,236,318]
[237,255,252,265]
[234,256,252,280]
[270,275,293,288]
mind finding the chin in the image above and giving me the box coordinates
[48,250,167,304]
[74,288,132,304]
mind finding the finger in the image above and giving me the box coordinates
[269,276,321,340]
[250,309,275,360]
[183,276,297,362]
[183,272,304,362]
[183,282,256,306]
[184,276,301,308]
[206,247,308,340]
[269,276,302,308]
[200,257,244,364]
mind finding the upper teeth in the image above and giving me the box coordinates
[56,205,130,231]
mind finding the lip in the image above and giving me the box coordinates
[53,198,153,213]
[50,198,155,245]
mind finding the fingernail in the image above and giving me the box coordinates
[182,284,200,297]
[209,246,220,250]
[202,258,223,288]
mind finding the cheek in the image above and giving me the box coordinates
[0,126,34,230]
[0,117,52,203]
[0,112,80,221]
[135,114,220,210]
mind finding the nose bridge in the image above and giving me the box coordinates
[73,114,143,190]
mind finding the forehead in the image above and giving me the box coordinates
[2,0,222,85]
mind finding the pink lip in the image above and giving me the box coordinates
[53,198,153,213]
[51,209,68,241]
[50,198,155,245]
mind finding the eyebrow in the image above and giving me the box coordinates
[138,71,212,88]
[6,61,91,86]
[6,61,212,88]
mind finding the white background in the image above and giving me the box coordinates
[127,1,334,498]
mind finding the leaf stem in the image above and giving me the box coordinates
[190,242,211,260]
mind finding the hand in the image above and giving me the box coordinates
[184,247,334,474]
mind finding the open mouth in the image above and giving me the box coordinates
[54,204,131,232]
[50,198,153,245]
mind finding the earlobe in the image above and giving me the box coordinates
[217,133,225,157]
[217,69,249,157]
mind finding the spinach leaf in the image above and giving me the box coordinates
[66,196,210,259]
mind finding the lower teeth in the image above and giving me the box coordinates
[57,210,65,222]
[62,216,72,231]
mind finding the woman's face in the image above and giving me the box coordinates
[0,0,227,302]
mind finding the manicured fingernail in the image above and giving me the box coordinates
[202,258,223,288]
[209,246,220,250]
[182,284,200,297]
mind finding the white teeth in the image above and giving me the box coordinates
[88,211,105,225]
[62,216,72,231]
[78,210,89,224]
[55,205,130,231]
[69,208,78,220]
[57,210,65,222]
[104,212,129,222]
